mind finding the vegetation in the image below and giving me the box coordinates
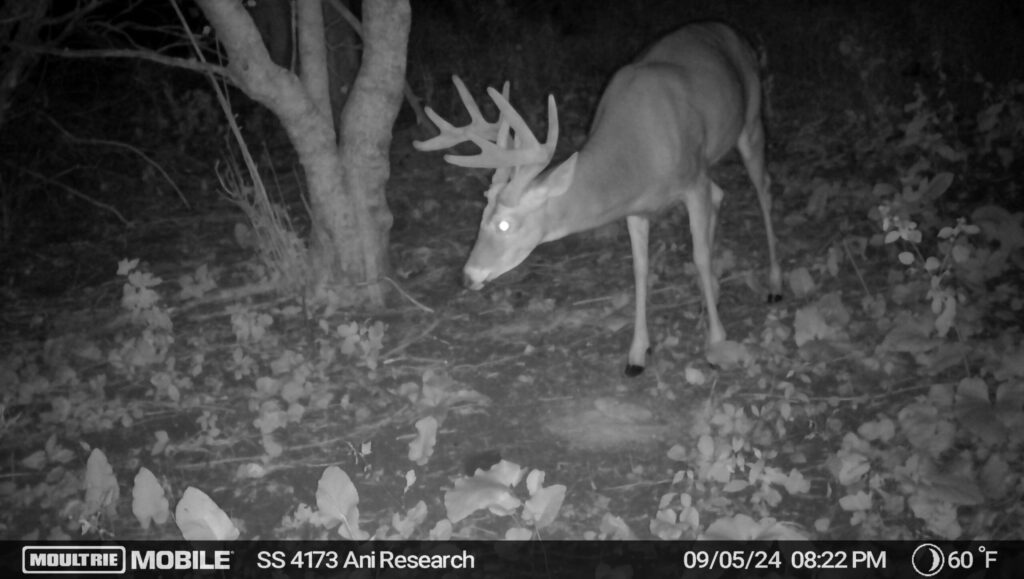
[1,0,1021,541]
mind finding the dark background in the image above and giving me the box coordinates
[2,0,1022,282]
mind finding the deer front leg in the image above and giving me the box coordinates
[625,215,650,377]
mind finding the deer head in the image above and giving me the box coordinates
[413,76,561,289]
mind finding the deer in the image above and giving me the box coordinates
[414,22,783,377]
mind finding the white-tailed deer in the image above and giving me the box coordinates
[414,22,782,376]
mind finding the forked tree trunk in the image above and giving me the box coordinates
[324,1,361,129]
[196,0,406,307]
[246,0,292,69]
[334,0,406,303]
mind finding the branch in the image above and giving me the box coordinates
[42,0,112,28]
[192,0,305,105]
[325,0,363,35]
[15,165,129,225]
[297,0,331,118]
[44,114,191,211]
[324,0,425,126]
[16,44,232,79]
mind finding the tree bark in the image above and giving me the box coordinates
[296,0,331,119]
[324,1,361,133]
[195,0,406,307]
[246,0,292,70]
[333,0,408,306]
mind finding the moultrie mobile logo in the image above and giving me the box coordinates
[22,546,127,574]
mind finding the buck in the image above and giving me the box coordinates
[414,22,782,376]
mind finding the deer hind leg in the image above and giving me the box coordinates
[625,215,651,377]
[737,119,783,299]
[708,180,725,304]
[685,181,727,346]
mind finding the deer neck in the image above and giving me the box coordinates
[540,143,652,243]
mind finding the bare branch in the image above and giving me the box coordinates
[324,0,425,125]
[43,114,191,211]
[16,44,231,78]
[15,165,129,225]
[325,0,363,35]
[43,0,114,27]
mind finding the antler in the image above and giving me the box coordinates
[413,76,504,150]
[413,75,559,204]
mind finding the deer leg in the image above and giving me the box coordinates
[685,183,727,347]
[625,215,651,377]
[738,121,783,299]
[708,180,725,304]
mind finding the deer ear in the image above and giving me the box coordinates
[544,153,578,198]
[517,153,577,208]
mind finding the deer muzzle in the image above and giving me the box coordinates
[462,267,488,290]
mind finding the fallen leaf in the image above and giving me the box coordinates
[84,449,119,518]
[316,466,367,539]
[444,461,523,523]
[705,340,753,368]
[408,416,438,465]
[522,484,566,529]
[787,267,816,297]
[175,487,239,540]
[132,468,169,531]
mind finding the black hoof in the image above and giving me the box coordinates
[766,292,783,304]
[624,348,652,377]
[624,364,645,377]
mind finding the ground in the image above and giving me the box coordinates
[1,64,1022,543]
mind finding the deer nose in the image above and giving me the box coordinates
[463,269,486,290]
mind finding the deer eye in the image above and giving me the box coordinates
[497,219,512,232]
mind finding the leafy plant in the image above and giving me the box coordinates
[109,259,174,375]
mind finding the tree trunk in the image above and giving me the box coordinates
[324,1,361,132]
[332,0,408,306]
[195,0,406,307]
[247,0,292,70]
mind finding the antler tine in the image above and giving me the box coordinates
[452,76,497,140]
[487,88,559,164]
[416,76,560,203]
[443,135,550,169]
[412,75,500,151]
[543,94,558,160]
[490,83,513,190]
[497,81,510,110]
[446,88,558,170]
[495,92,559,206]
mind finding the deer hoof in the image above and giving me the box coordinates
[624,348,652,377]
[624,363,645,377]
[766,292,783,304]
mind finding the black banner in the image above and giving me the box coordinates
[6,541,1024,577]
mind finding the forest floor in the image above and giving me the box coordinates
[1,73,1021,542]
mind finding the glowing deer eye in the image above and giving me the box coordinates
[497,220,511,232]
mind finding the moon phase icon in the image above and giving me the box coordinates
[911,543,945,577]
